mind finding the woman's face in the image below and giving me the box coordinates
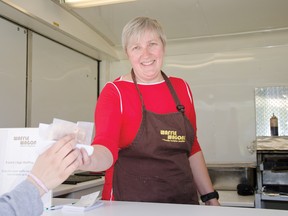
[126,30,164,83]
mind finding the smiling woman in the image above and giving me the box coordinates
[78,16,220,206]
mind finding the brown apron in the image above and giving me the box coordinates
[113,70,199,204]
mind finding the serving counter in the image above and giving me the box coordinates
[42,200,286,216]
[52,176,254,207]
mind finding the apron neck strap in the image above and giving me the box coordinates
[131,69,145,110]
[161,71,185,113]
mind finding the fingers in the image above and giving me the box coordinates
[41,135,79,178]
[53,135,77,162]
[59,148,82,179]
[80,148,91,165]
[48,134,76,155]
[62,148,89,174]
[29,135,85,191]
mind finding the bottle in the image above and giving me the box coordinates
[270,113,278,136]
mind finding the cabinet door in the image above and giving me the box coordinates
[0,18,27,127]
[29,32,98,126]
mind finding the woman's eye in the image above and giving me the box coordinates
[132,46,140,51]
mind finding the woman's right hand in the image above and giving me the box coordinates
[78,145,113,172]
[78,147,93,171]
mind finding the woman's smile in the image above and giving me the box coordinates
[141,60,155,66]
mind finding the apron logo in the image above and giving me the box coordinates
[160,130,186,143]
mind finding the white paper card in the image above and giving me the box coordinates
[0,128,52,209]
[62,191,103,212]
[39,118,94,155]
[0,119,94,211]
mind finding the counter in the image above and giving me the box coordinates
[53,178,254,207]
[43,200,286,216]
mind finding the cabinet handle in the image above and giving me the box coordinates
[259,163,264,171]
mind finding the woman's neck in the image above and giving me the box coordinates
[122,71,164,84]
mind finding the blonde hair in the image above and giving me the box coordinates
[122,17,167,53]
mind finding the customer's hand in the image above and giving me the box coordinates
[27,134,82,195]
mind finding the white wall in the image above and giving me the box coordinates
[0,17,26,127]
[108,30,288,164]
[29,32,99,127]
[0,16,99,127]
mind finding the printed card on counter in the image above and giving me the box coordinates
[0,127,52,209]
[62,191,103,212]
[0,118,94,211]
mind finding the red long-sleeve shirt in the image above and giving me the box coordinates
[92,75,201,200]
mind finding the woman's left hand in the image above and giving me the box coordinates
[205,198,220,206]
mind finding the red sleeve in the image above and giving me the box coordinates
[92,82,121,162]
[186,84,202,156]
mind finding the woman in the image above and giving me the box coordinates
[80,17,219,205]
[0,135,82,216]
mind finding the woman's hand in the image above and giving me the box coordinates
[27,134,82,195]
[78,147,93,171]
[205,198,220,206]
[78,145,113,172]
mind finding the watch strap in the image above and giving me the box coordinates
[200,190,219,202]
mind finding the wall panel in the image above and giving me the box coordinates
[29,33,98,126]
[0,17,26,127]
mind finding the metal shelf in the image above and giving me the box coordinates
[261,194,288,202]
[255,150,288,209]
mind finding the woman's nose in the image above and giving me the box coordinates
[141,46,150,56]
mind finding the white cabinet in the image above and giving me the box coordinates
[0,17,26,127]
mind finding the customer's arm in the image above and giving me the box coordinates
[189,151,220,206]
[0,180,44,216]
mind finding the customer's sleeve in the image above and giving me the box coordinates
[0,180,43,216]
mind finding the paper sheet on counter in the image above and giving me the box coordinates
[0,127,52,209]
[0,118,94,210]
